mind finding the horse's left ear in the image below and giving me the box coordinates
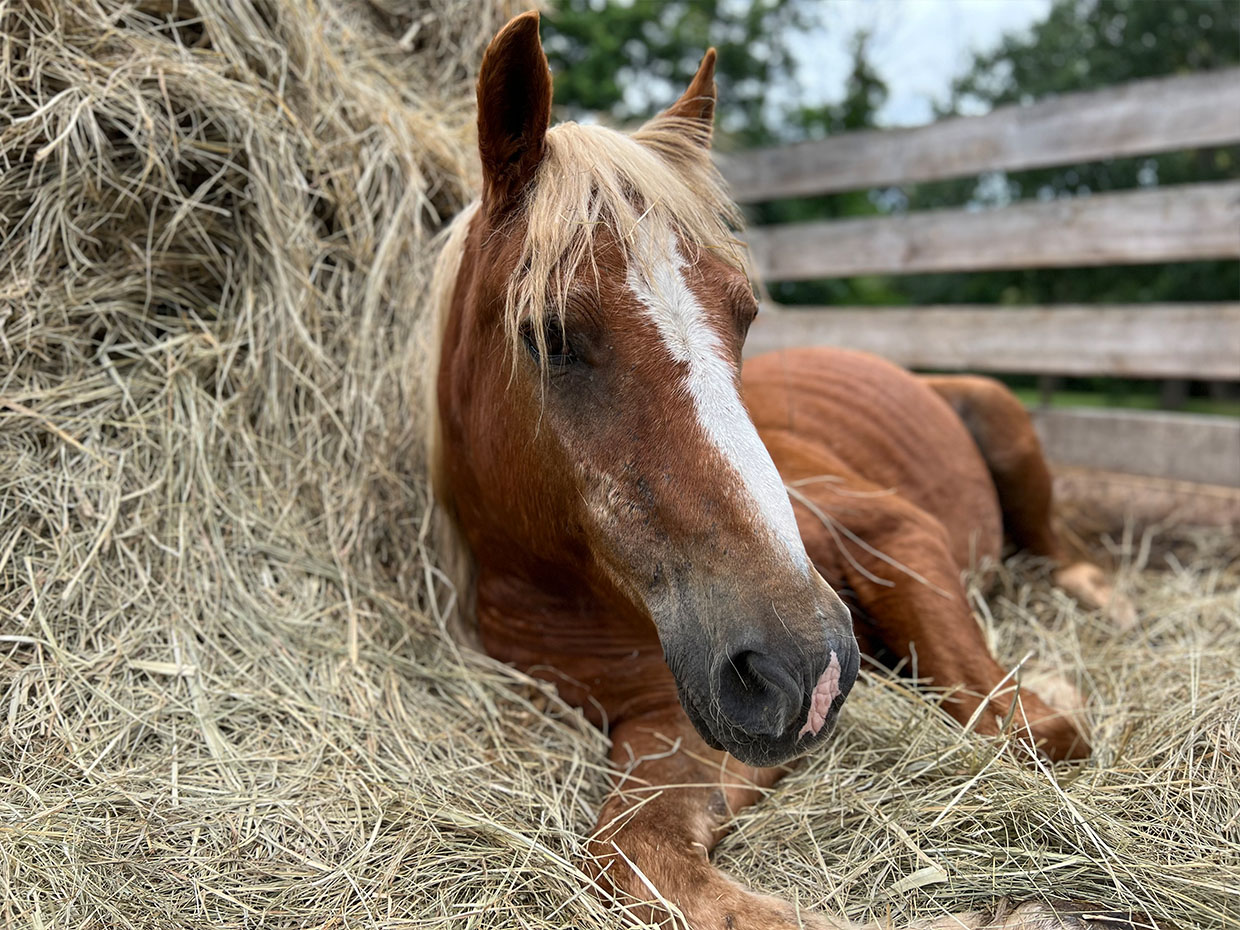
[476,11,553,210]
[647,49,717,148]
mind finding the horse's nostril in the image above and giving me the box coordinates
[715,649,800,739]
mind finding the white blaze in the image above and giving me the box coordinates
[625,225,809,574]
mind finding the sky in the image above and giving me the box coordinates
[790,0,1054,126]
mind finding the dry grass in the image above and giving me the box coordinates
[721,531,1240,930]
[1,2,1238,928]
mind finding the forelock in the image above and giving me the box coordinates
[503,119,747,370]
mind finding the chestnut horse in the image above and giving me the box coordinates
[431,12,1129,929]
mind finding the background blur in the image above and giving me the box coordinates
[540,0,1240,417]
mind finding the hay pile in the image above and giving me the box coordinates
[1,3,1237,928]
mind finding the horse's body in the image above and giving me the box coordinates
[431,13,1128,929]
[749,348,1004,574]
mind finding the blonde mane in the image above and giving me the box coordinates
[425,114,747,639]
[431,114,747,371]
[506,116,746,359]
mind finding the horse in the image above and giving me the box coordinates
[429,12,1131,929]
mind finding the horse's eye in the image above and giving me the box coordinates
[736,297,759,338]
[727,280,760,332]
[520,316,577,370]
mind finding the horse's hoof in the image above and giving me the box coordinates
[1000,683,1092,762]
[1054,562,1137,630]
[1029,716,1092,762]
[1022,667,1086,720]
[985,899,1154,930]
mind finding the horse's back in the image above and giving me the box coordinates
[743,346,1003,568]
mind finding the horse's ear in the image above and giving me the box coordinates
[647,48,717,148]
[476,11,553,210]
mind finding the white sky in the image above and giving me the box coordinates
[791,0,1053,126]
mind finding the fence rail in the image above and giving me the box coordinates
[1031,409,1240,488]
[743,304,1240,379]
[744,181,1240,280]
[724,67,1240,487]
[722,67,1240,201]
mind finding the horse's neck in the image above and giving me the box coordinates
[473,553,652,649]
[469,557,671,720]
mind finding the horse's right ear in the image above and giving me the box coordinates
[641,49,717,150]
[476,11,552,211]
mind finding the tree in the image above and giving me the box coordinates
[541,0,815,148]
[887,0,1240,408]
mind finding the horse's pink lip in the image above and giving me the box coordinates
[798,651,842,739]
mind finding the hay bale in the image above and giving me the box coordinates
[1,3,1237,928]
[2,1,613,925]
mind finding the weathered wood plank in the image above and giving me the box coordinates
[743,181,1240,280]
[742,304,1240,379]
[1053,467,1240,534]
[721,68,1240,202]
[1031,409,1239,487]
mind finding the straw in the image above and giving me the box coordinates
[1,3,1236,927]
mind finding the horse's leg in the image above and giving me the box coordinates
[587,708,1121,929]
[922,375,1134,626]
[800,489,1089,760]
[587,705,840,929]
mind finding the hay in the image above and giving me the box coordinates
[1,3,1237,928]
[719,530,1240,929]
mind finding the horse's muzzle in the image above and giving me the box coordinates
[668,613,860,768]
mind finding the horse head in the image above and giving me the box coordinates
[433,11,859,767]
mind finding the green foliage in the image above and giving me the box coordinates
[940,0,1240,208]
[890,0,1240,404]
[541,0,814,148]
[771,0,1240,341]
[753,31,903,306]
[787,30,887,139]
[952,0,1237,107]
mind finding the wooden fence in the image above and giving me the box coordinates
[724,68,1240,488]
